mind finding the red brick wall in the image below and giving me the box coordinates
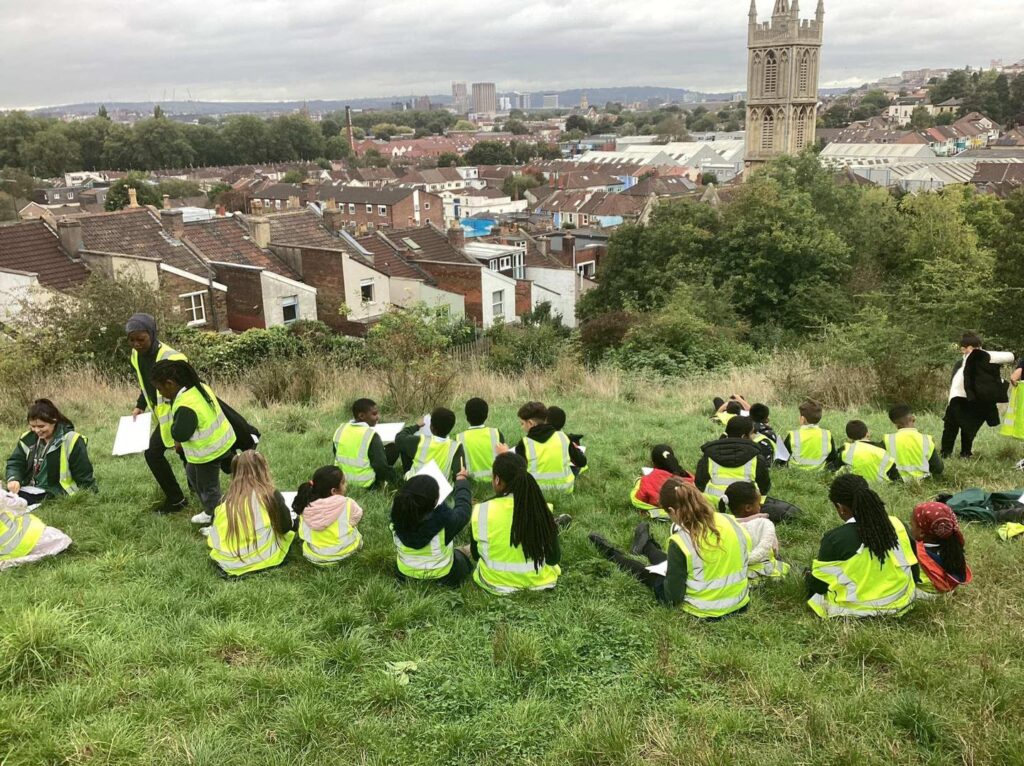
[324,191,443,230]
[515,280,532,316]
[215,265,265,331]
[160,271,229,332]
[292,246,349,332]
[417,261,482,324]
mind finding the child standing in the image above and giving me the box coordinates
[630,444,694,521]
[207,451,294,577]
[396,407,464,480]
[910,501,971,595]
[293,466,363,565]
[841,420,898,483]
[6,399,95,501]
[333,398,400,489]
[0,489,72,570]
[455,398,504,482]
[884,404,944,481]
[723,481,788,578]
[785,400,838,472]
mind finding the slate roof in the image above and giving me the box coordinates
[78,207,213,277]
[264,209,341,249]
[578,192,647,218]
[0,219,90,291]
[385,224,477,265]
[182,216,300,280]
[355,234,436,283]
[316,185,416,205]
[621,175,697,197]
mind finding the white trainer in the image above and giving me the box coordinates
[191,511,212,524]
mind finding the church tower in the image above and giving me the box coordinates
[745,0,824,170]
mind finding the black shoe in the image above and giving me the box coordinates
[154,498,187,514]
[712,397,725,412]
[588,532,617,561]
[554,513,572,531]
[631,521,651,556]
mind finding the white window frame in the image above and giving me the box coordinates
[365,204,373,214]
[348,203,356,213]
[53,192,61,200]
[180,291,207,327]
[360,278,375,303]
[378,205,388,217]
[282,295,299,324]
[492,289,505,318]
[499,256,511,270]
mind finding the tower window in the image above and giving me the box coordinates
[795,109,806,149]
[764,51,778,97]
[761,111,775,152]
[798,52,810,95]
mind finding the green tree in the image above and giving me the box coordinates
[909,106,935,129]
[156,179,203,200]
[105,173,162,210]
[464,141,516,165]
[565,115,592,134]
[320,117,342,137]
[0,192,18,221]
[24,125,81,176]
[222,115,271,164]
[97,105,109,120]
[436,151,462,167]
[502,173,541,200]
[65,119,113,171]
[153,104,165,119]
[503,119,529,135]
[0,112,45,168]
[132,118,195,169]
[268,115,325,161]
[281,169,307,184]
[452,120,477,132]
[324,135,353,161]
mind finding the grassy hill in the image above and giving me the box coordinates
[3,366,1024,765]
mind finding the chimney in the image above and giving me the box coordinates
[252,199,264,215]
[215,204,226,217]
[287,195,300,210]
[160,209,185,239]
[562,234,576,268]
[447,222,465,250]
[249,216,271,249]
[57,217,83,256]
[162,194,171,210]
[323,208,343,232]
[127,187,139,208]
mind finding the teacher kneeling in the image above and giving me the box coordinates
[941,332,1014,460]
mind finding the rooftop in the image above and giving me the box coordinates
[0,219,90,292]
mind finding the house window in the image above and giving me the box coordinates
[424,201,430,210]
[360,279,375,303]
[348,203,355,213]
[492,290,505,318]
[53,193,61,200]
[500,256,511,270]
[282,295,298,324]
[378,205,388,216]
[275,199,282,209]
[181,291,207,326]
[366,204,373,214]
[67,192,74,200]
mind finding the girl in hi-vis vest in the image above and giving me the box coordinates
[292,466,364,566]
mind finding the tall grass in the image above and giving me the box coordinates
[2,365,1024,764]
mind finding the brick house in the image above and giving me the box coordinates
[0,219,90,323]
[315,186,443,230]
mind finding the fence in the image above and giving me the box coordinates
[450,336,492,361]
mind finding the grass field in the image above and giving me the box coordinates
[4,366,1024,766]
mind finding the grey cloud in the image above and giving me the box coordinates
[0,0,1021,108]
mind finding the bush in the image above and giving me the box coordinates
[0,339,41,426]
[485,321,568,375]
[579,312,637,366]
[249,357,327,406]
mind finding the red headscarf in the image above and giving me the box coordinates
[913,502,963,545]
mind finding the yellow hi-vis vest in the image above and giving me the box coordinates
[456,427,501,480]
[715,412,736,427]
[333,422,376,488]
[523,432,574,494]
[0,506,45,561]
[669,513,752,618]
[406,435,459,479]
[16,430,86,496]
[884,429,935,481]
[207,491,295,576]
[629,477,670,521]
[788,426,833,471]
[842,441,896,483]
[998,522,1024,541]
[299,500,362,565]
[752,432,776,460]
[171,384,235,465]
[1000,384,1024,440]
[749,549,790,579]
[472,495,560,595]
[807,516,917,619]
[703,456,757,507]
[132,343,187,448]
[392,525,454,579]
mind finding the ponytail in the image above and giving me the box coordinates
[27,399,74,430]
[493,451,557,570]
[937,536,968,581]
[294,465,343,514]
[651,444,685,476]
[151,359,212,405]
[829,474,898,564]
[660,478,720,552]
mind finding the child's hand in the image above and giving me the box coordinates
[7,480,21,494]
[131,407,143,420]
[456,467,470,482]
[495,443,510,455]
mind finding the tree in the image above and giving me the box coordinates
[153,104,165,119]
[206,182,233,204]
[564,115,592,134]
[464,141,516,165]
[654,116,689,142]
[97,105,109,120]
[105,174,162,210]
[452,120,477,132]
[24,125,81,177]
[503,119,529,135]
[0,192,18,221]
[371,123,401,141]
[222,115,271,164]
[131,118,195,169]
[156,178,203,200]
[324,135,353,161]
[360,149,389,168]
[909,106,935,129]
[320,117,342,138]
[502,173,542,200]
[281,169,307,184]
[268,115,325,161]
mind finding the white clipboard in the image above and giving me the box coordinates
[112,413,152,456]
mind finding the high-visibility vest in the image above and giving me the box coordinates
[0,506,45,560]
[299,499,362,565]
[787,426,833,471]
[171,384,235,465]
[629,477,670,521]
[752,432,776,460]
[15,430,86,496]
[715,412,736,427]
[703,456,757,507]
[883,429,935,481]
[807,516,918,619]
[456,427,501,480]
[669,513,752,618]
[998,522,1024,541]
[333,422,376,488]
[207,491,295,576]
[841,441,896,483]
[1000,384,1024,440]
[405,435,459,479]
[392,525,455,579]
[131,343,187,448]
[523,432,574,494]
[749,549,791,579]
[472,495,560,595]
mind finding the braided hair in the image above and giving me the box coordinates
[492,451,557,570]
[151,359,213,405]
[829,474,898,565]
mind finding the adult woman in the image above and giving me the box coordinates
[6,399,95,500]
[942,332,1015,459]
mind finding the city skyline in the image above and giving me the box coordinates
[0,0,1021,109]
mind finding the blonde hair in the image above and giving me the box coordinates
[223,451,279,558]
[659,478,721,551]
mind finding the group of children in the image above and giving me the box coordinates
[0,313,984,617]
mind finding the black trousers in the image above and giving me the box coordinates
[941,398,985,458]
[604,539,668,592]
[144,427,187,503]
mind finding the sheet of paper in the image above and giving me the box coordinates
[374,422,405,444]
[418,414,432,436]
[741,409,750,417]
[20,485,46,496]
[281,491,297,508]
[645,561,668,576]
[577,445,587,453]
[26,504,41,512]
[774,436,790,462]
[112,413,152,456]
[641,467,654,476]
[412,459,453,505]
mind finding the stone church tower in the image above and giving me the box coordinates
[745,0,824,170]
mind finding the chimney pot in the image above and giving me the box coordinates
[248,216,272,249]
[57,217,83,256]
[160,209,185,238]
[127,187,139,208]
[447,223,466,250]
[162,194,171,209]
[323,208,343,232]
[215,204,226,217]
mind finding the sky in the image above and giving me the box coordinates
[1,0,1021,109]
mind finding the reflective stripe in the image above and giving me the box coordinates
[705,458,755,500]
[181,413,234,460]
[790,427,830,468]
[885,432,932,478]
[333,423,375,486]
[524,433,574,492]
[173,384,235,464]
[456,427,501,479]
[670,514,750,616]
[392,525,454,578]
[132,344,187,448]
[843,442,894,482]
[208,491,292,574]
[58,432,82,495]
[406,436,459,479]
[475,502,539,573]
[300,500,362,564]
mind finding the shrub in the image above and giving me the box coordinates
[249,357,325,406]
[0,339,41,426]
[579,311,637,366]
[485,321,567,375]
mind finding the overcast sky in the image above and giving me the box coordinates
[1,0,1021,108]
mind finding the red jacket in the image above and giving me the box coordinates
[915,540,972,593]
[636,468,694,507]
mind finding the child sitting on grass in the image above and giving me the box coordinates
[397,407,464,480]
[748,403,778,463]
[723,482,788,579]
[293,466,363,565]
[546,406,587,475]
[630,444,694,521]
[455,397,504,482]
[207,451,294,577]
[514,402,585,494]
[785,399,839,472]
[884,404,944,481]
[840,420,898,483]
[0,489,72,570]
[333,398,400,490]
[911,501,971,595]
